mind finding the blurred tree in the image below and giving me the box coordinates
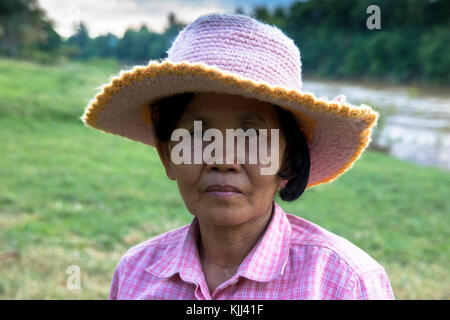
[89,33,118,58]
[147,32,167,60]
[0,0,61,57]
[116,28,138,63]
[114,13,185,64]
[252,5,270,22]
[67,22,90,58]
[3,0,447,84]
[163,12,185,51]
[257,0,449,85]
[235,6,245,15]
[418,26,450,84]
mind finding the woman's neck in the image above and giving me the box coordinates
[197,202,274,269]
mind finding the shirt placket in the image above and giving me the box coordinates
[193,279,212,300]
[210,274,240,300]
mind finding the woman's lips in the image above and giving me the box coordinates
[205,184,242,199]
[205,190,242,199]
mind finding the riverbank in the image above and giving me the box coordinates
[303,74,450,97]
[303,75,450,172]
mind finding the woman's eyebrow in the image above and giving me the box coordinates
[179,111,267,127]
[238,111,268,126]
[179,114,210,126]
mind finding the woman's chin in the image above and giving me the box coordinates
[195,204,250,226]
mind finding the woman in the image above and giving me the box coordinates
[81,13,395,300]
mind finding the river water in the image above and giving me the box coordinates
[302,78,450,171]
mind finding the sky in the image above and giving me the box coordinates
[38,0,297,39]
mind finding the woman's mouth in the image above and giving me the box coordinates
[205,184,242,199]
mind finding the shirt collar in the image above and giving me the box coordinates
[238,201,292,282]
[145,200,292,284]
[144,217,203,284]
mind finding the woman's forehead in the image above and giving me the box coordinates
[179,92,279,125]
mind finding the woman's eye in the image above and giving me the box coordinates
[242,128,259,136]
[189,129,205,137]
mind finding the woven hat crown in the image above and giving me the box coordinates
[167,13,303,91]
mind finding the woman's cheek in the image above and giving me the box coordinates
[173,164,201,189]
[246,164,276,191]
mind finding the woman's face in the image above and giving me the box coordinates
[156,92,287,227]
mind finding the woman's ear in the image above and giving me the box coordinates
[155,140,177,181]
[279,179,288,190]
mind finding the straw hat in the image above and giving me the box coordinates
[80,13,379,190]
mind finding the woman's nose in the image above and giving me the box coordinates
[204,142,242,173]
[206,160,241,173]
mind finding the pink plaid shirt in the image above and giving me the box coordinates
[109,201,395,300]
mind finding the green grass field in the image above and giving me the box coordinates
[0,58,449,299]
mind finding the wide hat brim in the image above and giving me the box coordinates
[80,59,379,190]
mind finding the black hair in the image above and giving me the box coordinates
[149,92,310,201]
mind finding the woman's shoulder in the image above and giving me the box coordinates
[285,213,386,276]
[121,223,190,262]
